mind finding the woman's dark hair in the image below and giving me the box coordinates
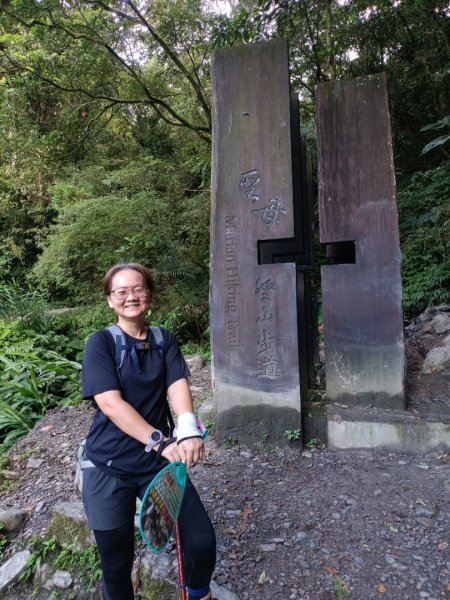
[103,263,155,297]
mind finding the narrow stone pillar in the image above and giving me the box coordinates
[210,39,301,443]
[316,73,405,409]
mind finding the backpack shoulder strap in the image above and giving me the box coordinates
[107,324,126,369]
[149,325,163,352]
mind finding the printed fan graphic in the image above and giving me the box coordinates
[139,462,187,553]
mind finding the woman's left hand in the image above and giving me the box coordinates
[177,437,204,470]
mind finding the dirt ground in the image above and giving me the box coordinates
[1,328,449,599]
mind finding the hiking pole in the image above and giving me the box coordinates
[176,521,188,600]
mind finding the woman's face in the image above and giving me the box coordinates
[106,269,151,321]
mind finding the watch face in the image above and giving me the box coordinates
[151,431,162,442]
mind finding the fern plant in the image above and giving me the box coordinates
[0,351,81,453]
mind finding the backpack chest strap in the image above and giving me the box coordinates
[109,324,163,375]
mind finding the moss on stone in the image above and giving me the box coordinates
[47,512,94,550]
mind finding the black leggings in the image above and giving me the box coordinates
[94,480,216,600]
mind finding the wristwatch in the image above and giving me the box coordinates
[145,430,163,453]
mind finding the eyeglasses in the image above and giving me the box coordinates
[109,286,149,300]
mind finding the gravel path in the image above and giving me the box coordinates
[1,402,449,600]
[197,442,450,599]
[1,352,449,599]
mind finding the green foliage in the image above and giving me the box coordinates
[284,429,302,441]
[181,341,211,361]
[306,438,322,448]
[0,523,8,562]
[398,162,450,318]
[54,543,102,589]
[0,0,213,142]
[31,157,210,310]
[0,455,14,496]
[334,575,351,598]
[0,280,50,332]
[421,116,450,156]
[31,194,153,300]
[0,320,82,453]
[202,419,215,437]
[213,0,450,172]
[152,303,209,345]
[20,536,58,582]
[0,0,448,338]
[19,535,101,588]
[51,303,114,343]
[223,435,239,449]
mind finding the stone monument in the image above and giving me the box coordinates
[316,73,405,410]
[210,41,405,445]
[210,39,306,443]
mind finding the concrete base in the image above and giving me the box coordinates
[203,390,450,453]
[327,404,450,453]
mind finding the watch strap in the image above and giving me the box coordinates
[145,430,163,453]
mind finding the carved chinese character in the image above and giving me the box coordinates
[257,330,274,354]
[252,198,287,225]
[239,169,260,203]
[257,354,281,378]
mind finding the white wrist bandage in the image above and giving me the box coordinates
[175,412,204,443]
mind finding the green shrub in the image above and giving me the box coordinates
[181,341,211,361]
[19,536,101,588]
[51,303,114,342]
[31,157,210,308]
[0,320,82,453]
[0,280,50,332]
[398,162,450,319]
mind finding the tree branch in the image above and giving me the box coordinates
[2,4,211,142]
[2,53,211,141]
[124,0,212,127]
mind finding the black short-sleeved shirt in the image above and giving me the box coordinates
[82,326,190,477]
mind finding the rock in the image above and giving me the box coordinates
[198,395,215,423]
[185,355,206,373]
[46,502,95,548]
[43,570,73,590]
[0,550,31,594]
[138,551,178,597]
[210,579,240,600]
[0,509,28,536]
[421,344,450,374]
[26,458,44,469]
[259,543,276,552]
[431,313,450,334]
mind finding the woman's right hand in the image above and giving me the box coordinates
[158,439,182,463]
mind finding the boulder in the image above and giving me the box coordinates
[46,502,95,549]
[0,550,31,594]
[0,508,28,536]
[431,312,450,334]
[185,354,206,373]
[422,334,450,374]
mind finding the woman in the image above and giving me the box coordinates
[81,262,216,600]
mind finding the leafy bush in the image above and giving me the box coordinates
[0,280,50,332]
[0,350,81,452]
[181,341,211,361]
[50,303,114,344]
[0,320,81,453]
[31,156,210,308]
[398,162,450,318]
[151,303,209,345]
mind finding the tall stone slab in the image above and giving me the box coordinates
[210,40,301,443]
[316,73,405,409]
